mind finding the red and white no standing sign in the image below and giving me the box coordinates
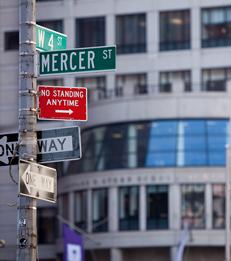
[38,85,88,121]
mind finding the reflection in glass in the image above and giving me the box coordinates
[116,14,146,54]
[147,186,168,229]
[92,189,108,232]
[212,185,225,229]
[74,191,87,230]
[160,10,190,51]
[181,185,205,229]
[69,119,229,174]
[202,7,231,48]
[119,186,139,231]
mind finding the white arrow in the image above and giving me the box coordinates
[55,109,73,115]
[22,165,31,193]
[22,168,55,194]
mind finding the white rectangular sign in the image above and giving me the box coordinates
[19,160,57,203]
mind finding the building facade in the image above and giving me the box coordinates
[1,0,231,260]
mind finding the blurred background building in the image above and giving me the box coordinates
[1,0,231,260]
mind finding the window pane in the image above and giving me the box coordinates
[160,10,190,51]
[116,14,146,54]
[181,185,205,229]
[76,17,105,48]
[213,185,225,228]
[147,185,168,229]
[92,189,108,232]
[4,31,19,50]
[202,7,231,48]
[70,119,229,173]
[74,191,87,230]
[119,186,139,231]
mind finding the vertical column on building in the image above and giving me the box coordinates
[139,185,146,231]
[109,187,118,232]
[206,184,212,229]
[87,189,92,233]
[147,9,158,94]
[169,184,181,261]
[110,248,123,261]
[64,0,75,87]
[191,6,201,92]
[106,13,116,97]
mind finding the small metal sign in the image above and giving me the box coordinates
[39,45,116,76]
[38,85,88,121]
[0,126,81,166]
[19,160,57,203]
[36,24,67,52]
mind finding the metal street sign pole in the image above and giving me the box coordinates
[17,0,37,260]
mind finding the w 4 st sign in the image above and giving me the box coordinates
[36,24,67,52]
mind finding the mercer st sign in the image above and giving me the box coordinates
[0,126,81,167]
[39,45,116,75]
[36,24,67,52]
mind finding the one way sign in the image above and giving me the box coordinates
[0,126,81,166]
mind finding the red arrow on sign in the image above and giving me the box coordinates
[38,85,88,121]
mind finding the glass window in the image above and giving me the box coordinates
[202,7,231,48]
[92,188,108,232]
[76,17,105,48]
[119,186,139,231]
[74,191,87,231]
[69,119,229,173]
[37,207,57,244]
[76,76,106,102]
[37,20,63,33]
[116,74,147,97]
[4,31,19,51]
[159,71,191,92]
[212,185,225,229]
[181,185,205,229]
[160,10,190,51]
[202,68,231,91]
[116,14,146,54]
[147,185,168,229]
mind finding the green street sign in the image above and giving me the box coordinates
[36,24,67,51]
[39,45,116,76]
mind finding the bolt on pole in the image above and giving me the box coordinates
[17,0,37,260]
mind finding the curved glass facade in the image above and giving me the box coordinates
[70,119,229,174]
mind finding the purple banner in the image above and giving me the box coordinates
[63,224,84,261]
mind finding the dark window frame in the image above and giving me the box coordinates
[4,31,19,51]
[159,9,191,51]
[212,184,225,229]
[201,67,231,91]
[92,188,108,233]
[146,185,169,230]
[119,186,139,231]
[116,13,146,54]
[76,16,105,48]
[201,6,231,48]
[181,184,205,229]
